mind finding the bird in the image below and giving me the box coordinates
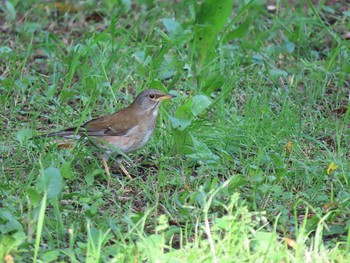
[44,89,176,179]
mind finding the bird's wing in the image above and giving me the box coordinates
[45,106,139,138]
[83,108,138,137]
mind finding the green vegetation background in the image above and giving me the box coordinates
[1,0,350,262]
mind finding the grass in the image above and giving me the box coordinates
[1,0,350,262]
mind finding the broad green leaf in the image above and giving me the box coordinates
[269,69,288,77]
[122,0,131,12]
[155,214,169,232]
[252,54,264,64]
[186,137,220,164]
[168,116,192,131]
[338,190,350,201]
[133,50,152,65]
[162,18,180,32]
[41,250,60,262]
[40,167,62,199]
[162,18,182,39]
[322,5,335,14]
[258,184,271,194]
[176,99,193,120]
[224,18,251,41]
[305,215,320,232]
[15,128,33,143]
[283,41,296,53]
[176,94,212,120]
[148,80,166,91]
[60,161,73,179]
[27,188,41,206]
[253,231,277,251]
[271,184,283,195]
[194,191,207,206]
[215,215,235,230]
[4,1,16,21]
[191,94,212,116]
[158,54,175,80]
[0,46,13,54]
[0,209,24,234]
[0,232,26,251]
[16,22,42,33]
[46,167,62,199]
[85,171,95,186]
[324,225,347,236]
[201,72,225,94]
[194,0,235,64]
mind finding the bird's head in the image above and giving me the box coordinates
[133,89,176,112]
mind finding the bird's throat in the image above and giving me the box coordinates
[151,102,160,116]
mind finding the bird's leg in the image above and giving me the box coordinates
[103,154,132,180]
[117,159,133,180]
[102,154,123,184]
[102,158,111,177]
[102,155,114,184]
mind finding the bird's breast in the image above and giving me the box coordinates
[98,115,158,154]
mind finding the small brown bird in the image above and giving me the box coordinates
[45,89,176,178]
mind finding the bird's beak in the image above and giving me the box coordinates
[157,94,176,101]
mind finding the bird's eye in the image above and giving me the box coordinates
[149,94,155,99]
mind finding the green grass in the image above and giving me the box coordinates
[1,0,350,262]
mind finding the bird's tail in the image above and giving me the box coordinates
[35,127,85,149]
[39,127,84,140]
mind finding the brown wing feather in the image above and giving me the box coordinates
[83,106,139,136]
[46,102,139,138]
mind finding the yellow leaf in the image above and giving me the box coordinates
[5,255,14,263]
[284,237,297,249]
[326,162,338,175]
[285,141,292,154]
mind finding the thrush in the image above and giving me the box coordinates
[44,89,176,179]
